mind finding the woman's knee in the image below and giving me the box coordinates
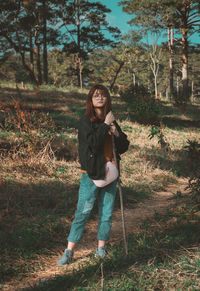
[75,200,95,221]
[82,200,94,214]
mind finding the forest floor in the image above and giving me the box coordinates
[0,84,199,290]
[3,178,189,291]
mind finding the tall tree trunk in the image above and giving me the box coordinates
[132,72,136,86]
[29,29,34,73]
[191,80,194,103]
[77,56,83,89]
[150,56,159,99]
[42,0,48,84]
[177,75,180,96]
[180,5,189,101]
[168,26,174,100]
[181,29,189,100]
[3,32,38,85]
[34,26,42,85]
[21,52,39,85]
[76,0,82,88]
[155,74,158,99]
[166,87,168,99]
[36,43,42,85]
[110,61,124,92]
[149,37,161,99]
[148,80,151,92]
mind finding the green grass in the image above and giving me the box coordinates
[0,81,89,94]
[24,199,200,290]
[0,180,79,283]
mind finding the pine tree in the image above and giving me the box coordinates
[60,0,121,87]
[120,0,200,101]
[0,0,62,85]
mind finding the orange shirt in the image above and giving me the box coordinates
[104,131,113,162]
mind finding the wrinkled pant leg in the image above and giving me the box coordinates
[67,173,99,243]
[97,179,117,241]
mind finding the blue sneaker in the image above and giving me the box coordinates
[95,246,107,258]
[57,249,74,266]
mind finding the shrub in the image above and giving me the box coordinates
[187,177,200,204]
[184,139,200,175]
[148,123,170,151]
[120,84,161,124]
[0,99,55,156]
[184,139,200,203]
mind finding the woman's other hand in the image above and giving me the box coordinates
[110,123,119,137]
[104,111,115,125]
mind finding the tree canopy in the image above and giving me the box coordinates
[0,0,199,102]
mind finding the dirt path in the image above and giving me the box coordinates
[4,179,188,291]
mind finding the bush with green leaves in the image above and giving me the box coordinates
[184,139,200,203]
[121,84,161,124]
[149,125,167,147]
[184,139,200,175]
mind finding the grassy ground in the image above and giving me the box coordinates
[0,84,200,290]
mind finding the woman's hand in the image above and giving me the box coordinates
[105,112,119,136]
[110,123,119,137]
[104,111,115,125]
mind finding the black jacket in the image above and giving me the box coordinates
[78,115,129,179]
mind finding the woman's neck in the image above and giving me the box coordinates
[94,108,104,120]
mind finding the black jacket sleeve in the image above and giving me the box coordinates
[114,121,130,155]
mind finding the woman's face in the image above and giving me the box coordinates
[92,89,107,108]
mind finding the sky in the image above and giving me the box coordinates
[99,0,200,45]
[100,0,133,35]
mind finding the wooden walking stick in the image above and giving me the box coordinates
[111,134,128,255]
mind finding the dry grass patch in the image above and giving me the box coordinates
[0,85,200,290]
[126,249,200,290]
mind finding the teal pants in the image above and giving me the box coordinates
[67,173,117,243]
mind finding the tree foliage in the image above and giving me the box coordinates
[120,0,200,101]
[0,0,199,101]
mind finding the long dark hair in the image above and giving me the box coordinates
[86,84,112,122]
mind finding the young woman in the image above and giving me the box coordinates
[57,84,129,265]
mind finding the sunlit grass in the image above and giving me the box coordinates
[0,85,200,290]
[0,81,89,94]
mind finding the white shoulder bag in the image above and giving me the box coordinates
[92,160,119,187]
